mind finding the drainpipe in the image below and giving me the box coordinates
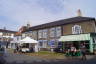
[61,26,63,36]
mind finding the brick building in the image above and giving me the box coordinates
[22,16,96,53]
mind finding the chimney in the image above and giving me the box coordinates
[27,21,31,29]
[77,9,82,17]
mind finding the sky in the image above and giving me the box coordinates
[0,0,96,31]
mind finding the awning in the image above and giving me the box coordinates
[59,34,90,42]
[19,37,38,44]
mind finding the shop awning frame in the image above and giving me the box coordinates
[59,34,90,42]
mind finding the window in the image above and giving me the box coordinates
[38,30,43,38]
[48,39,55,46]
[38,40,43,48]
[43,29,48,38]
[43,40,47,48]
[49,28,56,37]
[28,31,32,37]
[32,31,37,40]
[29,31,34,38]
[56,27,61,37]
[38,40,47,48]
[72,25,82,34]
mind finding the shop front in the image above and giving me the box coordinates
[59,33,96,53]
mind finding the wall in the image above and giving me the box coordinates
[63,21,95,35]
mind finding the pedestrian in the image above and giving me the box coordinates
[0,46,6,56]
[16,46,19,53]
[80,43,87,60]
[30,47,34,52]
[18,46,22,53]
[70,44,76,57]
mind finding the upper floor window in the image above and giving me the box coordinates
[38,30,43,38]
[32,31,37,39]
[72,25,82,34]
[49,28,56,37]
[42,29,48,38]
[56,27,61,37]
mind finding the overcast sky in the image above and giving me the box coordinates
[0,0,96,31]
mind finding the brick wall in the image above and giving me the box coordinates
[63,21,95,35]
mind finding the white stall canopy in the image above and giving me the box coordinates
[19,37,38,52]
[20,37,38,44]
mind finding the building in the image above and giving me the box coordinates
[15,22,31,40]
[0,29,16,48]
[21,10,96,53]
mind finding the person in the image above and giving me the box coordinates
[16,46,19,53]
[29,47,34,52]
[80,43,86,60]
[70,44,76,57]
[19,46,22,53]
[0,46,6,56]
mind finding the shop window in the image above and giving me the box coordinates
[39,40,43,48]
[48,40,55,48]
[39,42,43,46]
[43,40,47,48]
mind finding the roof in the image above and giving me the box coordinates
[27,16,95,31]
[0,29,17,33]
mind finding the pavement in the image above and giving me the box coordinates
[0,49,96,64]
[1,52,50,64]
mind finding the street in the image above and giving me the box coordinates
[0,49,96,64]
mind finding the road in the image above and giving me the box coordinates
[0,49,96,64]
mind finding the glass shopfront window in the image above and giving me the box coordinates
[43,40,47,48]
[39,40,47,48]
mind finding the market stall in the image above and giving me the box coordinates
[19,37,38,52]
[59,33,96,54]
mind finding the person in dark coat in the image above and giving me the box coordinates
[16,46,19,52]
[80,43,86,60]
